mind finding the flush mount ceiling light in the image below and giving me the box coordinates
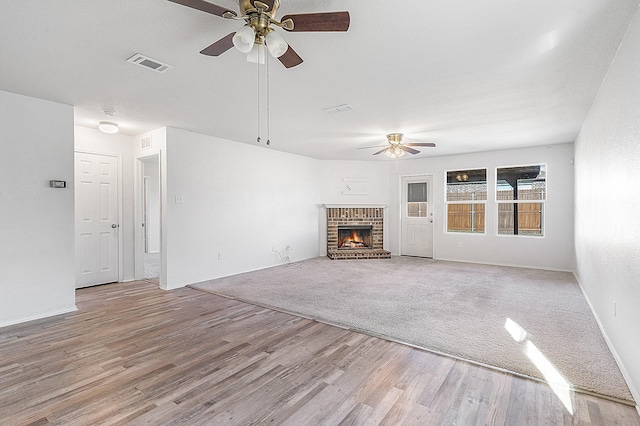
[98,109,119,134]
[98,121,119,134]
[168,0,350,68]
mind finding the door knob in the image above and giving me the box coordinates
[111,224,118,229]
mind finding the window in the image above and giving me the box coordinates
[407,182,427,217]
[446,169,487,233]
[496,165,546,236]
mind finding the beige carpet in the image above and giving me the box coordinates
[191,256,633,403]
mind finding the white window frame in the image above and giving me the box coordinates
[495,163,547,237]
[407,181,429,218]
[445,168,487,234]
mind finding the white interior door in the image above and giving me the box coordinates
[401,175,434,258]
[75,152,119,288]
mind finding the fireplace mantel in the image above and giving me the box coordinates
[322,204,387,209]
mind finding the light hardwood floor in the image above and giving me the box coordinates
[0,281,638,425]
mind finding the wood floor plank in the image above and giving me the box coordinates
[380,371,434,425]
[482,369,513,425]
[0,280,637,425]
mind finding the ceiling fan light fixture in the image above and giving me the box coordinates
[385,146,405,158]
[232,25,255,53]
[247,42,266,64]
[265,30,288,58]
[98,121,119,134]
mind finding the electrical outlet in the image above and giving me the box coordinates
[217,252,223,261]
[613,300,617,317]
[175,195,185,204]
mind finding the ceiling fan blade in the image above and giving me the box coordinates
[406,142,437,147]
[373,147,389,155]
[357,145,387,150]
[200,33,235,56]
[281,11,350,32]
[402,146,421,155]
[167,0,237,18]
[278,46,304,68]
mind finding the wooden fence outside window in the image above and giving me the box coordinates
[446,189,543,234]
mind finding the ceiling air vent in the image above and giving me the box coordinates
[141,135,152,149]
[126,54,172,73]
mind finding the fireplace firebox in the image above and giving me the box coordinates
[338,226,372,249]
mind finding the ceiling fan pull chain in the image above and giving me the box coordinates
[266,54,271,146]
[256,57,261,143]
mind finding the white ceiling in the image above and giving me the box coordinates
[1,1,637,160]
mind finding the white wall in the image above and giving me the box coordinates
[74,125,135,281]
[320,160,390,204]
[574,7,640,405]
[319,160,391,254]
[163,127,322,289]
[388,144,575,271]
[0,90,76,327]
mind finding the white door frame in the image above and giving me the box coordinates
[143,176,149,253]
[398,173,435,258]
[135,153,163,286]
[74,149,125,283]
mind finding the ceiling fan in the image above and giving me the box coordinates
[359,133,437,158]
[167,0,350,68]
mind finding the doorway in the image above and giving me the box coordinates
[74,151,120,288]
[140,155,161,283]
[401,175,434,258]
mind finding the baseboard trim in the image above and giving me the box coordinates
[573,271,639,409]
[435,256,573,273]
[0,305,78,329]
[171,255,320,291]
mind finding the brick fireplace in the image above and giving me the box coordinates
[325,205,391,260]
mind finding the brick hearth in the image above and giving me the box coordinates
[326,206,391,260]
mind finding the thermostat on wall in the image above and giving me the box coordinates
[49,180,66,188]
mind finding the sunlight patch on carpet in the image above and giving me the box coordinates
[506,317,574,414]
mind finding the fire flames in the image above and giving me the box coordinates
[341,230,366,248]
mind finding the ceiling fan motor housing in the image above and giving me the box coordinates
[239,0,280,19]
[387,133,403,144]
[248,15,272,37]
